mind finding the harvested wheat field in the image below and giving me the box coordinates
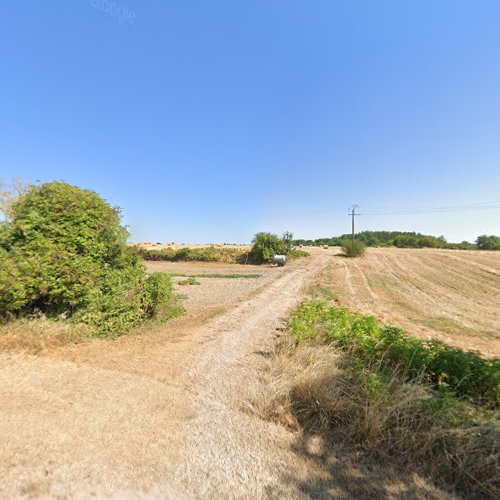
[313,247,500,357]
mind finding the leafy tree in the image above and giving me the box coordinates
[292,230,492,250]
[249,232,287,263]
[476,235,500,250]
[249,231,300,263]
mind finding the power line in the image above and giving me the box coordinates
[360,201,500,216]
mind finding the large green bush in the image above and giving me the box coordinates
[0,181,180,335]
[249,232,286,263]
[340,239,366,257]
[248,231,306,263]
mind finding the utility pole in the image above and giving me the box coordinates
[348,205,359,247]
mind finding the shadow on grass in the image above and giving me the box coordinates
[272,432,452,499]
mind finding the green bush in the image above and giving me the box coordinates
[288,300,500,407]
[341,239,366,257]
[249,232,286,263]
[287,249,310,260]
[0,248,27,317]
[0,181,180,336]
[249,231,305,264]
[142,272,176,319]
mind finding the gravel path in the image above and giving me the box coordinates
[144,261,284,311]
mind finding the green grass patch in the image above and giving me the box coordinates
[169,273,262,279]
[177,277,201,286]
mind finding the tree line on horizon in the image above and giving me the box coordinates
[293,231,500,250]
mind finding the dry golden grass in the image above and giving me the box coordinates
[248,338,500,499]
[131,242,252,251]
[0,316,92,354]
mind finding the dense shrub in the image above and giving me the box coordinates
[0,182,180,335]
[142,272,182,320]
[340,239,366,257]
[0,248,26,317]
[248,231,307,264]
[249,232,287,263]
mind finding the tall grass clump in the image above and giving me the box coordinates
[259,299,500,497]
[340,239,366,257]
[0,181,181,336]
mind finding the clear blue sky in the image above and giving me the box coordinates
[1,0,499,243]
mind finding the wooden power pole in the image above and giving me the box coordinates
[348,205,359,246]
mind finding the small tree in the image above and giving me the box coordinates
[249,231,300,263]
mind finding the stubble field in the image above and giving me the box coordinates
[310,247,500,357]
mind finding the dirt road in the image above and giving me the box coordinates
[0,252,333,498]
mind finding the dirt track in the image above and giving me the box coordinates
[0,252,332,498]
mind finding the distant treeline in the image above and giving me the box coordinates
[293,231,500,250]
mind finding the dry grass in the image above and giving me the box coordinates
[248,337,500,499]
[131,242,252,251]
[0,316,92,354]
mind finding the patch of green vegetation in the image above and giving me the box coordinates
[248,231,309,264]
[169,273,262,279]
[177,277,201,286]
[288,300,499,407]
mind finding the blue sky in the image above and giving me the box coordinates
[1,0,499,243]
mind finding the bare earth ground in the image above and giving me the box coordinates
[0,248,492,498]
[144,261,281,312]
[311,247,500,357]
